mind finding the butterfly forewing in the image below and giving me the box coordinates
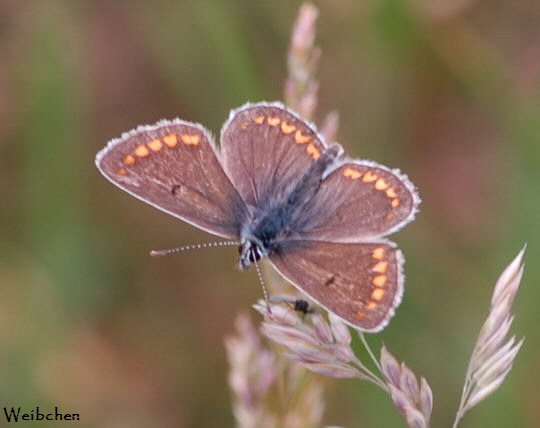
[291,161,419,241]
[269,240,403,331]
[96,120,248,239]
[221,103,327,211]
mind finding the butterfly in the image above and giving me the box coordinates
[95,102,420,331]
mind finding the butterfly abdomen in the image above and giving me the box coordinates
[250,144,342,249]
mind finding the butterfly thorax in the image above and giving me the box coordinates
[239,144,342,270]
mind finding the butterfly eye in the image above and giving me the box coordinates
[238,242,261,262]
[249,246,262,263]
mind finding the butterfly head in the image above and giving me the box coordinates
[238,237,269,270]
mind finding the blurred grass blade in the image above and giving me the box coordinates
[453,246,526,428]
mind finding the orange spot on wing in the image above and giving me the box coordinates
[375,178,389,190]
[372,261,388,274]
[366,302,378,310]
[306,143,320,160]
[295,129,311,144]
[371,288,386,301]
[372,247,385,260]
[281,121,296,134]
[267,116,280,126]
[181,134,200,145]
[372,275,387,287]
[117,167,127,176]
[362,171,378,182]
[148,139,162,151]
[343,168,362,179]
[386,187,397,198]
[163,134,178,147]
[241,122,249,129]
[134,145,149,157]
[391,199,400,208]
[254,115,265,124]
[355,311,366,320]
[124,154,135,165]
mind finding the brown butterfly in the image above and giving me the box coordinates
[96,102,420,331]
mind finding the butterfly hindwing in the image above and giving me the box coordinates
[269,240,404,331]
[291,160,419,241]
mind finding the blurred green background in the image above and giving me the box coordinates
[1,1,538,427]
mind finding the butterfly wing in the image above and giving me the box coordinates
[290,160,420,241]
[96,119,248,239]
[220,102,328,212]
[269,240,404,331]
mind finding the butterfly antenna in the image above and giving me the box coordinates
[252,255,272,317]
[150,240,239,257]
